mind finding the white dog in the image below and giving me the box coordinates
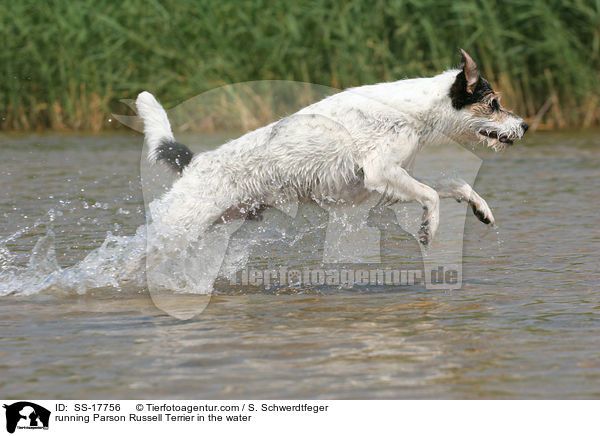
[136,49,527,246]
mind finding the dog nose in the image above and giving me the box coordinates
[521,122,529,132]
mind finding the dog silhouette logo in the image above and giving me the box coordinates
[3,402,50,433]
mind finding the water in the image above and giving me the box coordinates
[1,131,599,399]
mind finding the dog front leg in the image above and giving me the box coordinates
[364,164,439,246]
[431,178,495,225]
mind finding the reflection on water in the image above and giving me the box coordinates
[0,131,599,398]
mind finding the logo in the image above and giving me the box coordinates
[3,402,50,434]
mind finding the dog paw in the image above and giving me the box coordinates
[469,193,495,226]
[418,220,431,246]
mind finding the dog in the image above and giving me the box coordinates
[136,49,527,246]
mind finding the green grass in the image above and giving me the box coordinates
[1,0,599,131]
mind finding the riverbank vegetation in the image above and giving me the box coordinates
[1,0,598,131]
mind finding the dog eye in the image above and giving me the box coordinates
[490,99,500,112]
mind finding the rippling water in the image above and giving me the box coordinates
[1,131,598,398]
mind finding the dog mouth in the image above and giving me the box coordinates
[479,130,513,145]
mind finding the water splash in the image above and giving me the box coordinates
[0,205,296,297]
[0,227,147,297]
[0,197,460,299]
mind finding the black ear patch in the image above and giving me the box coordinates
[449,71,494,110]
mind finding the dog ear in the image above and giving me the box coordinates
[460,49,479,94]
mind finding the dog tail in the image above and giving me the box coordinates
[135,91,193,174]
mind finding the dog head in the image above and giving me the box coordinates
[449,49,528,150]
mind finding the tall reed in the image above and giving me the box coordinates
[1,0,598,131]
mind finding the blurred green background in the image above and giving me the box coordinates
[1,0,599,131]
